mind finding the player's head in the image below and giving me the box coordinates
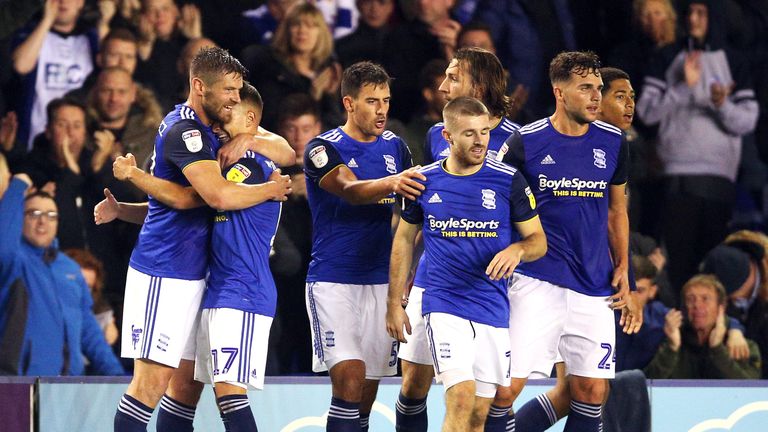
[93,67,137,125]
[23,191,58,249]
[457,22,496,54]
[220,82,263,141]
[549,51,603,124]
[632,255,658,308]
[97,29,139,74]
[45,98,88,151]
[440,48,508,119]
[634,0,677,47]
[597,67,634,131]
[682,274,727,333]
[278,93,322,165]
[442,97,491,167]
[190,47,247,124]
[341,62,391,140]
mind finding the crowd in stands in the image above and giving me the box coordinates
[0,0,767,379]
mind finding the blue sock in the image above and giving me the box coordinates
[507,411,516,432]
[395,393,427,432]
[516,394,558,431]
[327,397,360,431]
[220,410,231,431]
[114,394,153,432]
[360,413,370,432]
[483,404,510,431]
[564,399,602,432]
[218,394,257,432]
[156,394,196,431]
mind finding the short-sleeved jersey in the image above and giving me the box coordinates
[129,104,219,280]
[501,118,629,297]
[304,128,413,284]
[403,159,538,328]
[423,117,519,164]
[204,152,282,316]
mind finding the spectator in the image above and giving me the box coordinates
[644,274,761,379]
[11,0,100,150]
[336,0,396,67]
[174,37,218,104]
[456,20,495,53]
[243,1,343,131]
[0,175,124,376]
[383,0,461,121]
[238,0,301,49]
[65,248,119,347]
[134,0,203,110]
[402,58,447,166]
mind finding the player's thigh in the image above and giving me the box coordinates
[425,312,477,390]
[507,273,566,378]
[195,308,272,391]
[559,290,616,379]
[473,322,512,396]
[360,283,399,378]
[121,267,205,367]
[398,286,433,366]
[305,282,365,372]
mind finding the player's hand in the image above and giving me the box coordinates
[266,169,292,201]
[0,111,18,152]
[664,308,682,351]
[609,265,630,309]
[684,51,702,87]
[94,188,119,225]
[619,291,644,334]
[390,167,426,201]
[486,244,524,281]
[708,307,727,348]
[726,328,750,360]
[113,153,138,180]
[386,302,411,343]
[217,133,252,168]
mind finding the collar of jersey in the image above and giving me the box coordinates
[440,158,484,177]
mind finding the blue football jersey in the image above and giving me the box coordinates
[403,159,538,328]
[303,128,413,284]
[130,104,219,280]
[204,152,282,316]
[423,116,519,164]
[501,118,629,297]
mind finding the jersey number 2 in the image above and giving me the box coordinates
[598,343,612,370]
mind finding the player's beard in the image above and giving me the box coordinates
[202,90,232,124]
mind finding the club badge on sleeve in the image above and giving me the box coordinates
[182,130,203,153]
[309,145,328,168]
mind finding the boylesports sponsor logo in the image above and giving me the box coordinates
[538,174,608,192]
[428,216,500,231]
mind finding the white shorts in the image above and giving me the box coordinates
[306,282,398,378]
[120,266,204,367]
[194,308,273,391]
[398,287,432,365]
[507,273,616,379]
[425,312,511,390]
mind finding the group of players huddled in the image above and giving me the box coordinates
[98,42,641,432]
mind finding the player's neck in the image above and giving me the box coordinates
[341,122,377,143]
[444,156,482,176]
[490,115,502,129]
[185,97,212,126]
[549,111,589,137]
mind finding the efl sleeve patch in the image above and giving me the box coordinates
[182,130,203,153]
[226,163,252,183]
[309,145,329,168]
[304,140,345,183]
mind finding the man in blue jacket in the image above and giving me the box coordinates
[0,173,124,376]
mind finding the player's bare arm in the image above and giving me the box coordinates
[114,153,206,210]
[319,164,426,205]
[386,219,420,343]
[486,215,547,281]
[94,188,149,225]
[217,128,295,168]
[608,183,641,332]
[183,160,291,210]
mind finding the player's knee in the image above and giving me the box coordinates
[168,378,204,406]
[569,377,607,404]
[401,363,433,398]
[330,363,366,401]
[493,377,525,406]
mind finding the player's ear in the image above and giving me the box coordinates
[342,95,354,113]
[191,77,205,96]
[553,85,563,102]
[441,128,452,145]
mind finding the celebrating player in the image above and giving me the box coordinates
[387,97,546,432]
[493,52,637,432]
[303,61,425,432]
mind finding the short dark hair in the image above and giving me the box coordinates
[549,51,602,84]
[418,59,448,91]
[457,21,493,44]
[102,28,137,46]
[632,255,658,282]
[240,82,263,111]
[442,96,489,129]
[24,190,55,203]
[599,67,631,95]
[341,61,390,98]
[277,93,320,126]
[454,47,509,118]
[190,47,247,86]
[46,97,87,125]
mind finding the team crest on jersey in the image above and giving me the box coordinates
[131,325,143,350]
[593,149,607,169]
[226,163,252,183]
[182,130,203,152]
[325,331,335,347]
[525,187,536,209]
[439,342,451,359]
[481,189,496,210]
[383,154,397,174]
[309,145,328,168]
